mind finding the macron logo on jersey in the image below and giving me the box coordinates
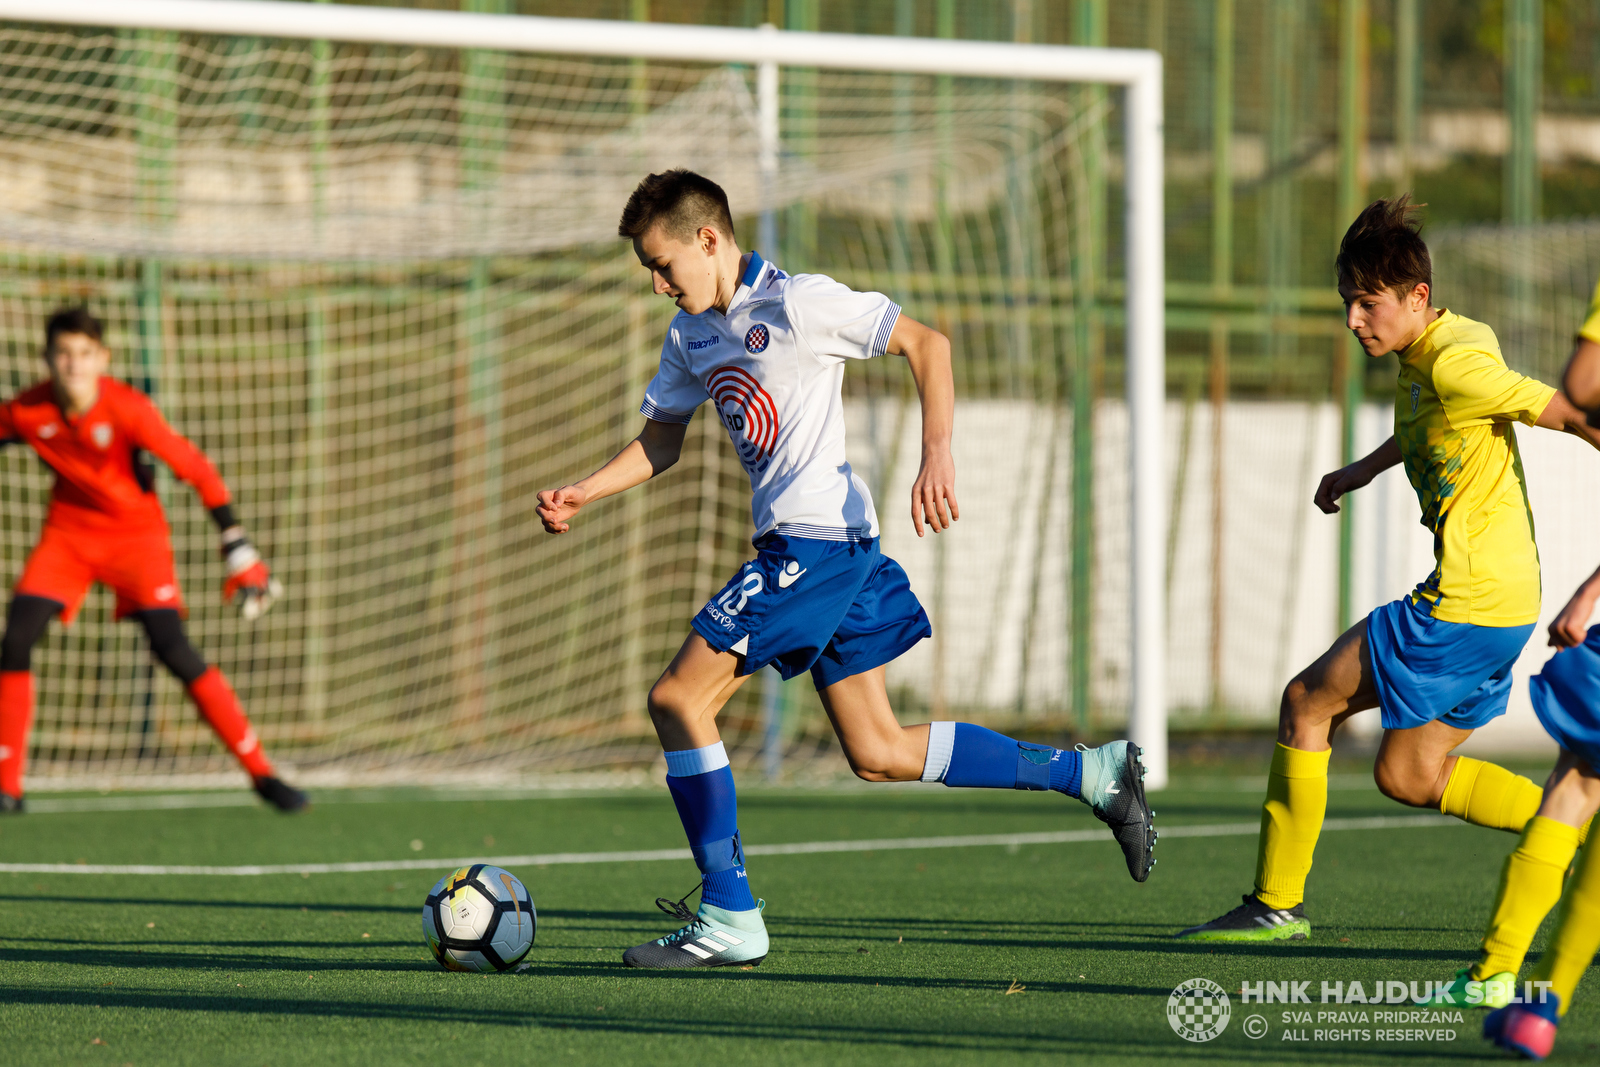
[708,365,778,474]
[687,336,721,351]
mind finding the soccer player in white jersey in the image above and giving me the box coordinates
[537,170,1155,970]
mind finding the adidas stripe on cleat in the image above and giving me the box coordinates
[1078,740,1156,882]
[622,901,769,969]
[1175,894,1310,941]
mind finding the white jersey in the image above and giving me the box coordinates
[640,252,900,543]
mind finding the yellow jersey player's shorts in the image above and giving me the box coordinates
[1367,597,1535,731]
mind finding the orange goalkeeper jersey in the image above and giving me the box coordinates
[0,377,230,534]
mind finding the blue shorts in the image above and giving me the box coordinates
[690,534,931,689]
[1365,597,1535,731]
[1529,626,1600,771]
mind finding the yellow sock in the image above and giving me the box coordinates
[1475,816,1581,979]
[1439,757,1542,832]
[1531,836,1600,1016]
[1254,743,1330,910]
[1580,816,1592,847]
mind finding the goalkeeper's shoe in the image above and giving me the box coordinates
[1425,966,1517,1009]
[1078,741,1156,882]
[623,900,768,969]
[1175,894,1309,941]
[1484,994,1561,1061]
[0,792,23,814]
[253,775,309,813]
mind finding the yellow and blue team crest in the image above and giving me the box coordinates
[421,863,536,973]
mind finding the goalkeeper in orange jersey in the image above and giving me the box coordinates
[0,307,304,813]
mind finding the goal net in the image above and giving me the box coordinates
[0,8,1158,787]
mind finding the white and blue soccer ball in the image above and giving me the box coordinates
[422,864,536,972]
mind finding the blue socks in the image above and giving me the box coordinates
[664,726,1081,913]
[921,722,1083,797]
[664,741,757,913]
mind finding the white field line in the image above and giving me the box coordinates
[27,793,264,814]
[23,788,687,814]
[21,775,1391,815]
[0,814,1459,876]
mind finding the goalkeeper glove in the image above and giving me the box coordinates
[220,526,283,622]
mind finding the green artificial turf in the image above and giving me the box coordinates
[0,772,1594,1065]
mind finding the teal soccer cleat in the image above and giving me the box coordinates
[1078,741,1157,881]
[623,892,769,969]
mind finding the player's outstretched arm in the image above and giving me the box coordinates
[1314,435,1401,514]
[1549,564,1600,649]
[887,315,957,537]
[537,417,688,534]
[1562,337,1600,412]
[1535,391,1600,451]
[130,392,282,620]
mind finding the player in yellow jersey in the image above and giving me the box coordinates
[1474,279,1600,1059]
[1177,196,1600,944]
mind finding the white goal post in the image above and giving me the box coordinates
[0,0,1168,788]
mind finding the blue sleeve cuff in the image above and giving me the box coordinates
[871,302,902,358]
[640,400,695,425]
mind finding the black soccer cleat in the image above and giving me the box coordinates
[0,791,24,814]
[1174,893,1310,942]
[252,775,309,813]
[1079,741,1156,882]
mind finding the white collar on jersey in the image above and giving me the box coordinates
[725,251,767,316]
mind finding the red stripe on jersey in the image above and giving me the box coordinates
[707,365,779,459]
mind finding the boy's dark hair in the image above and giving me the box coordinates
[618,169,736,244]
[1336,195,1432,296]
[44,306,104,353]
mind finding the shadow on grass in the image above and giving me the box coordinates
[0,982,1079,1053]
[0,943,432,972]
[0,982,1489,1062]
[0,900,1483,966]
[0,894,413,915]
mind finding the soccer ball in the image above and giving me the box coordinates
[422,864,536,972]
